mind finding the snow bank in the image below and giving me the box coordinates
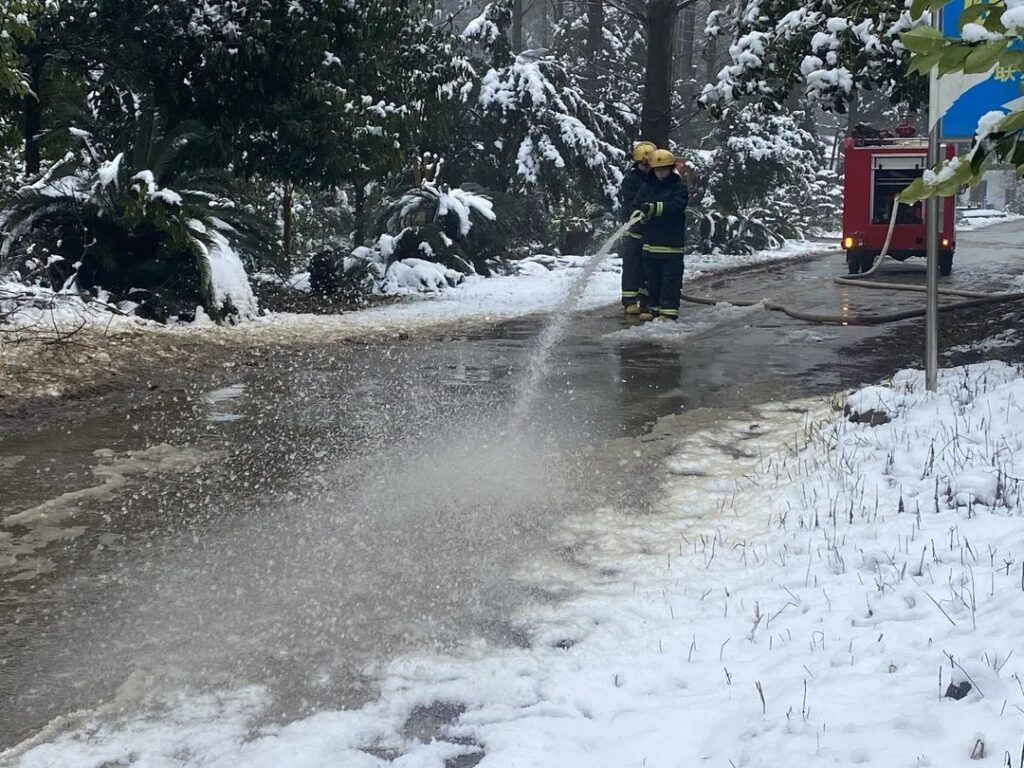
[0,279,139,333]
[254,240,830,336]
[957,209,1024,231]
[381,258,465,294]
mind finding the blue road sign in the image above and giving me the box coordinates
[939,0,1024,140]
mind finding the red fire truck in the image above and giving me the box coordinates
[841,133,957,275]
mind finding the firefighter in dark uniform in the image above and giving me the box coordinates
[618,141,656,314]
[631,149,689,321]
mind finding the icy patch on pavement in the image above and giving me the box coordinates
[201,383,247,423]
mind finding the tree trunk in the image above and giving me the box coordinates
[846,89,860,134]
[23,41,44,179]
[282,182,295,274]
[353,182,367,246]
[676,5,696,146]
[705,0,722,87]
[512,0,524,53]
[585,0,603,92]
[640,0,679,147]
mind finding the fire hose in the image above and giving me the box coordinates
[679,202,1024,326]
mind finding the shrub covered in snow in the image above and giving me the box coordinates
[311,180,501,298]
[452,2,627,208]
[686,105,840,253]
[381,258,466,295]
[0,110,260,322]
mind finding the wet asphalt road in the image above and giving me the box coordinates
[2,222,1024,750]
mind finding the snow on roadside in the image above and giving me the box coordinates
[1,240,829,341]
[0,279,153,337]
[250,240,830,336]
[957,209,1024,232]
[10,360,1024,767]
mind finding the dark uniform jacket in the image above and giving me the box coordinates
[631,172,689,255]
[618,166,650,224]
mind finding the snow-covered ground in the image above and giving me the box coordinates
[247,241,829,337]
[957,208,1024,232]
[1,240,830,341]
[9,360,1024,767]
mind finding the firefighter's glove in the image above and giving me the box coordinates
[632,205,653,222]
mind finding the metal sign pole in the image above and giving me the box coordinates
[925,11,942,392]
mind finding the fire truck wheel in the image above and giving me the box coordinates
[846,251,862,275]
[858,252,877,273]
[939,253,953,277]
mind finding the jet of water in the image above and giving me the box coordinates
[510,214,644,429]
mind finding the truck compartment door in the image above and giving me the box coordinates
[871,155,926,225]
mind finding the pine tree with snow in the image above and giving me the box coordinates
[453,1,627,207]
[692,102,840,252]
[700,0,927,116]
[549,2,645,138]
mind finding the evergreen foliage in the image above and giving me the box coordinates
[1,106,261,320]
[0,0,871,315]
[701,0,927,115]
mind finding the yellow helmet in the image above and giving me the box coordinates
[649,149,676,169]
[631,141,657,163]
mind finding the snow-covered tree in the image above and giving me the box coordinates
[550,2,645,141]
[700,0,927,116]
[0,0,53,96]
[453,1,627,206]
[690,103,840,252]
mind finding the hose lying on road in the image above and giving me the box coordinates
[679,289,1024,326]
[681,201,1024,326]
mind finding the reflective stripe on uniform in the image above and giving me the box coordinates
[621,291,639,298]
[659,308,679,317]
[655,201,664,217]
[624,231,642,240]
[638,287,649,296]
[642,244,685,254]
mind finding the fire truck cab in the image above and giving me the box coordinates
[841,134,956,275]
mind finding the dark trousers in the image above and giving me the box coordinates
[642,254,684,317]
[620,236,645,306]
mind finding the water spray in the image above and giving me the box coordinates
[510,211,645,428]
